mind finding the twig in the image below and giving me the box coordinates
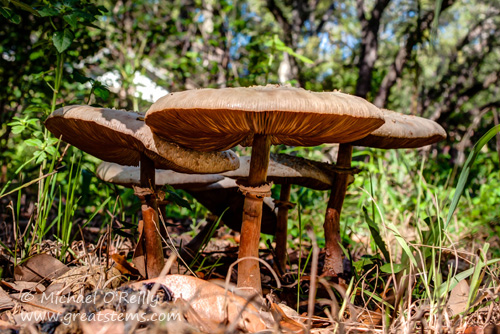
[306,226,319,334]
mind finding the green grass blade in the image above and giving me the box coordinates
[467,243,489,309]
[438,257,500,297]
[446,125,500,227]
[363,206,390,262]
[386,223,418,267]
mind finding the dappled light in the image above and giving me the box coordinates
[1,1,499,333]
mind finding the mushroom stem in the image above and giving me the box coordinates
[237,134,271,294]
[323,143,352,276]
[275,184,292,274]
[139,153,165,278]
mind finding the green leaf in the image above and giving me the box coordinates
[467,243,489,309]
[96,5,108,14]
[11,126,24,134]
[438,257,500,297]
[72,71,92,84]
[37,6,58,17]
[165,188,191,211]
[446,125,500,227]
[63,13,78,29]
[352,257,373,273]
[10,13,21,24]
[363,206,390,262]
[29,49,44,61]
[94,85,110,100]
[35,151,47,164]
[10,0,39,16]
[0,7,19,23]
[53,29,74,53]
[0,7,10,18]
[386,222,418,267]
[45,146,57,156]
[25,138,43,147]
[380,263,407,274]
[73,9,96,22]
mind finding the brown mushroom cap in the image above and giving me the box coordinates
[96,162,223,189]
[222,154,335,190]
[145,86,385,151]
[45,105,240,174]
[352,109,447,149]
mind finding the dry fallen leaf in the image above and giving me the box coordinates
[9,292,65,313]
[0,281,45,293]
[130,274,268,333]
[14,253,69,282]
[112,253,141,277]
[0,287,14,311]
[49,265,121,294]
[447,279,470,316]
[270,303,306,333]
[0,319,18,331]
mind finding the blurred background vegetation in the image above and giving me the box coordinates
[0,0,499,272]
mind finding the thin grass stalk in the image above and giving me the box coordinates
[297,201,302,313]
[306,226,319,334]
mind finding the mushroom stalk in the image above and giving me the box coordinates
[139,153,165,278]
[238,134,271,294]
[275,184,291,274]
[323,143,352,276]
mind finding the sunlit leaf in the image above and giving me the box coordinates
[63,13,78,29]
[53,29,74,53]
[446,125,500,227]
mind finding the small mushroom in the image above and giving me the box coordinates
[322,109,447,277]
[45,105,239,278]
[96,161,224,189]
[223,153,346,273]
[184,177,278,262]
[96,162,277,263]
[146,85,384,293]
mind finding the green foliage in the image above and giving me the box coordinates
[446,125,500,227]
[0,1,499,328]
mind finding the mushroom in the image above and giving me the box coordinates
[96,161,228,270]
[96,163,277,264]
[145,85,384,293]
[321,109,447,277]
[96,161,224,189]
[222,153,347,273]
[184,177,278,262]
[45,105,239,278]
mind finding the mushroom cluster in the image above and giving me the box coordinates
[44,86,446,296]
[45,105,239,278]
[145,85,385,294]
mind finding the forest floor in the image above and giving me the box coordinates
[0,211,498,334]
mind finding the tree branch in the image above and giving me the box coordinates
[355,0,391,98]
[373,0,456,107]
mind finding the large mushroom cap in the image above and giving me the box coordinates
[146,86,385,151]
[96,162,223,189]
[45,105,240,174]
[223,154,336,190]
[352,109,447,149]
